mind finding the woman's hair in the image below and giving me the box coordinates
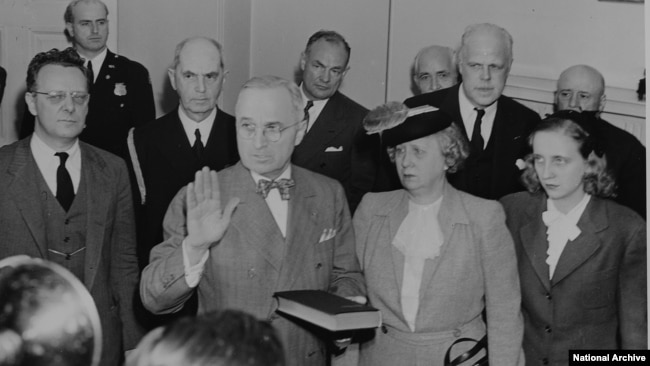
[386,122,470,174]
[520,115,616,198]
[126,309,284,366]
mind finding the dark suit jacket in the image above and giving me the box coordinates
[292,91,378,212]
[0,137,142,366]
[21,49,155,159]
[141,162,366,366]
[596,117,646,218]
[500,192,647,366]
[132,107,238,267]
[405,84,540,199]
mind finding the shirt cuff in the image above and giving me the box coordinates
[182,240,209,288]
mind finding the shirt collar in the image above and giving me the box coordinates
[178,107,217,145]
[458,83,498,117]
[84,48,108,70]
[31,133,80,157]
[546,193,592,225]
[299,83,328,109]
[250,165,292,184]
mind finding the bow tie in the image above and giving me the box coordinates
[256,178,295,200]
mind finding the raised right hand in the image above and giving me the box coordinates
[185,167,239,255]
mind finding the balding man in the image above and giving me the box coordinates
[405,23,540,200]
[412,45,458,94]
[132,37,239,269]
[555,65,646,217]
[141,76,365,366]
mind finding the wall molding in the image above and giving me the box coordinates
[505,74,645,145]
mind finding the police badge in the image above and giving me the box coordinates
[114,83,127,96]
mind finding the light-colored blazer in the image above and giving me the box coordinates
[354,184,524,366]
[501,192,647,366]
[141,162,365,366]
[0,137,142,366]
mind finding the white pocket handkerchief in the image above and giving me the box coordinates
[325,146,343,152]
[318,228,337,243]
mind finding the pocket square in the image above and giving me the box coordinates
[318,228,337,243]
[325,146,343,152]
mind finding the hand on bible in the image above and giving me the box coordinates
[185,167,239,254]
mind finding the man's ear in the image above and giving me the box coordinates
[65,22,74,38]
[167,68,177,91]
[341,66,350,79]
[299,52,307,71]
[294,119,307,146]
[598,93,606,113]
[25,92,37,117]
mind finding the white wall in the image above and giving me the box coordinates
[387,0,645,101]
[116,0,644,130]
[118,0,251,116]
[249,0,390,110]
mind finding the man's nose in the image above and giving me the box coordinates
[62,93,76,112]
[480,66,491,80]
[253,128,268,149]
[568,93,582,111]
[196,75,207,92]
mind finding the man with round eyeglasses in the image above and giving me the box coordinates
[142,75,366,366]
[0,47,142,366]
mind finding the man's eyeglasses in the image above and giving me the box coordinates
[237,121,301,142]
[32,91,90,105]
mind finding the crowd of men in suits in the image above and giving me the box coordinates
[0,0,645,365]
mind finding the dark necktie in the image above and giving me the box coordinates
[87,60,94,84]
[193,129,204,160]
[470,108,485,154]
[304,100,314,130]
[256,178,295,200]
[55,152,75,211]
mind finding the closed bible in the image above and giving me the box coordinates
[274,290,382,332]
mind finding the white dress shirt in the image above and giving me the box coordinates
[392,197,444,331]
[183,165,293,288]
[543,194,591,279]
[30,134,81,195]
[178,106,216,147]
[300,84,328,133]
[84,48,107,84]
[458,84,498,149]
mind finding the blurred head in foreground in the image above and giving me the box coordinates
[0,256,102,366]
[126,309,284,366]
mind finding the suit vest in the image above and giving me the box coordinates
[35,169,88,281]
[453,135,496,199]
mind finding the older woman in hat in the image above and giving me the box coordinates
[500,111,646,366]
[354,102,524,366]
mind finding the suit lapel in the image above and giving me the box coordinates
[228,164,285,272]
[7,139,47,256]
[551,198,606,285]
[520,198,552,291]
[419,184,469,296]
[157,110,199,174]
[80,144,111,288]
[293,92,349,163]
[92,49,113,90]
[276,167,321,290]
[441,85,466,137]
[386,192,409,296]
